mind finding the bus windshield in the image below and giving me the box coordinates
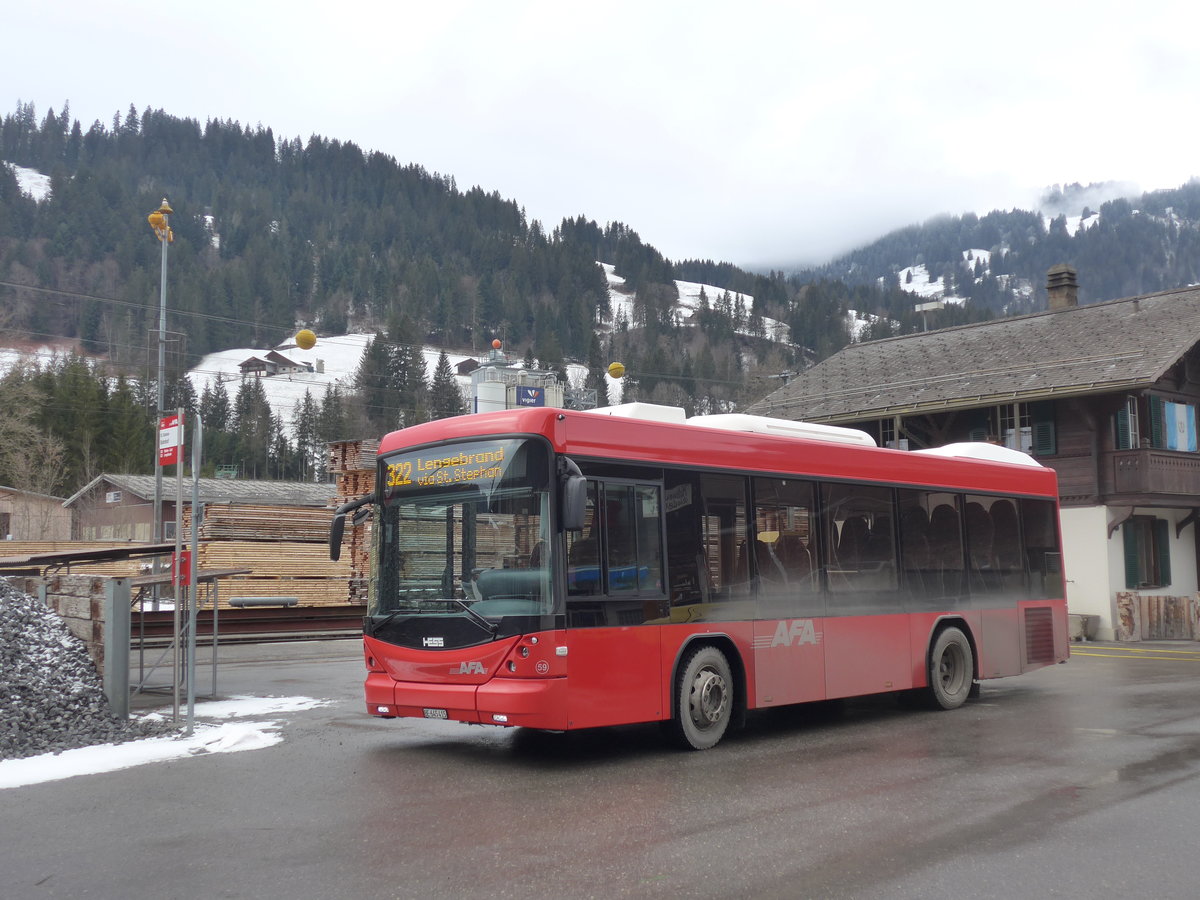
[370,438,554,620]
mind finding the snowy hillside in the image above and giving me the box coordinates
[187,334,489,436]
[5,161,52,201]
[601,264,790,344]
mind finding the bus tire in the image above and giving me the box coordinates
[669,645,733,750]
[927,626,973,710]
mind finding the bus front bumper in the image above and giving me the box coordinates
[365,672,569,730]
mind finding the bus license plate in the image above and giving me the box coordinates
[423,708,448,719]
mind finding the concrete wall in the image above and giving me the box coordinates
[15,575,110,676]
[1060,506,1114,638]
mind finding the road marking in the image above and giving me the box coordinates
[1073,648,1200,661]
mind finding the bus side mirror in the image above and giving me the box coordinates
[330,494,375,561]
[562,475,587,531]
[329,513,346,561]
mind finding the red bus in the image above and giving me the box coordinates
[330,402,1068,750]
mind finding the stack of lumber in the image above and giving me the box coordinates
[328,439,379,477]
[194,539,354,607]
[328,439,377,604]
[184,503,337,543]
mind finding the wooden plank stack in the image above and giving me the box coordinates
[328,439,378,605]
[184,503,337,543]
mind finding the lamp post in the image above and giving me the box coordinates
[147,199,177,716]
[147,199,173,545]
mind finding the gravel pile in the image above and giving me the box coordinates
[1,578,172,761]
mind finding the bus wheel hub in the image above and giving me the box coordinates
[691,669,727,726]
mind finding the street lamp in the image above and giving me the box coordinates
[147,199,173,543]
[147,198,177,716]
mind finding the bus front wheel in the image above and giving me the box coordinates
[927,626,974,710]
[669,645,733,750]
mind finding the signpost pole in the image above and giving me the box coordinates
[159,411,184,720]
[186,413,203,735]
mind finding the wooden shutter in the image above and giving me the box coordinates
[1149,396,1165,448]
[1031,401,1056,456]
[1115,404,1131,450]
[1154,518,1171,586]
[1122,521,1140,589]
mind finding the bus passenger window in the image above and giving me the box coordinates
[822,482,898,599]
[752,477,820,617]
[1022,498,1062,599]
[966,494,1025,596]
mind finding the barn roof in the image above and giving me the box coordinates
[64,475,336,508]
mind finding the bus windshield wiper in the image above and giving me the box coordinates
[447,597,499,635]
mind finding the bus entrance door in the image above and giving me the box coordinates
[751,618,826,707]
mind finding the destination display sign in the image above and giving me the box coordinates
[384,440,514,495]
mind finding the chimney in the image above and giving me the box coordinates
[1046,264,1078,310]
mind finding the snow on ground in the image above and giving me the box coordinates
[0,342,77,375]
[0,695,332,790]
[4,161,52,202]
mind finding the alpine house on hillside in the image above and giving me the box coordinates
[747,265,1200,642]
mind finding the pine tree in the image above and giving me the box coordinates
[291,389,321,481]
[429,351,464,419]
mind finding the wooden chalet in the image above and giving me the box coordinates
[237,350,314,378]
[748,266,1200,640]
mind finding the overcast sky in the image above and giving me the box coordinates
[5,1,1197,268]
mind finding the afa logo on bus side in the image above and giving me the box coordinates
[753,619,823,650]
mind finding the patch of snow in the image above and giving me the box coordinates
[601,262,789,344]
[0,694,332,790]
[4,161,51,202]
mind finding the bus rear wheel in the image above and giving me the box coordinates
[669,645,733,750]
[927,626,974,710]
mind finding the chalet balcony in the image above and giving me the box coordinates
[1102,448,1200,502]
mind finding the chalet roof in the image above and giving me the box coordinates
[64,475,336,509]
[746,284,1200,422]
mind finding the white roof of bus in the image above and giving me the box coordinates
[912,443,1045,467]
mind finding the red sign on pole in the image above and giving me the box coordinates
[172,549,192,586]
[159,413,183,466]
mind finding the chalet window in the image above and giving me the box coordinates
[969,403,1055,456]
[1123,516,1171,589]
[879,418,907,450]
[1147,396,1197,452]
[1114,395,1140,450]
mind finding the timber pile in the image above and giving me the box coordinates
[197,539,353,607]
[179,498,357,608]
[328,439,379,475]
[328,439,377,605]
[185,503,337,542]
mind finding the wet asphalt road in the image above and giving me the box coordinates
[4,639,1200,899]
